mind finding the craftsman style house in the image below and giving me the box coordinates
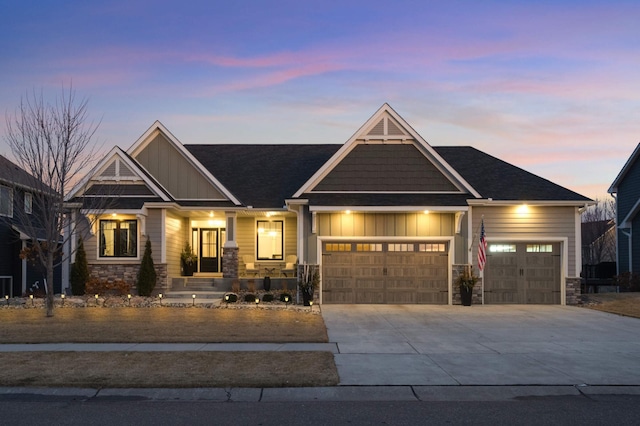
[609,143,640,277]
[66,104,591,305]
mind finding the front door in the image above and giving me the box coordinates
[200,229,219,273]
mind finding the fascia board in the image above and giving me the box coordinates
[309,205,469,213]
[620,197,640,228]
[609,142,640,194]
[467,199,594,207]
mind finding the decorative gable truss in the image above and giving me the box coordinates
[294,103,481,198]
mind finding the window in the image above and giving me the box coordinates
[24,193,32,214]
[527,244,553,253]
[356,243,382,252]
[325,243,352,252]
[99,219,137,257]
[0,185,13,217]
[256,220,283,260]
[489,244,516,253]
[418,243,446,252]
[388,243,414,252]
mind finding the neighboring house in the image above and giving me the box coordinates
[609,143,640,276]
[66,104,591,305]
[0,155,61,297]
[581,220,616,286]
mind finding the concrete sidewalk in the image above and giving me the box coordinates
[321,304,640,387]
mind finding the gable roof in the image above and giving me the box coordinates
[609,142,640,194]
[293,103,481,199]
[185,144,340,208]
[128,121,241,205]
[435,146,591,202]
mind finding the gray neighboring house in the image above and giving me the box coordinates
[0,155,61,297]
[66,104,592,305]
[609,143,640,276]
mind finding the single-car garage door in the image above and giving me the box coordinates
[484,242,561,304]
[322,241,449,304]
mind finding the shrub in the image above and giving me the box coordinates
[262,293,274,302]
[279,292,292,303]
[224,293,238,303]
[244,293,257,303]
[614,272,640,292]
[85,278,131,296]
[136,238,157,296]
[69,237,89,295]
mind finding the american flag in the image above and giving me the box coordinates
[478,219,487,271]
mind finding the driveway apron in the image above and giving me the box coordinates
[320,305,640,386]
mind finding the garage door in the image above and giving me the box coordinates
[484,242,561,304]
[322,242,449,304]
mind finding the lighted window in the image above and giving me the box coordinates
[256,220,283,260]
[527,244,553,253]
[388,243,414,252]
[24,193,32,214]
[0,185,13,217]
[356,243,382,252]
[418,243,446,252]
[99,219,137,257]
[489,244,516,253]
[325,243,352,252]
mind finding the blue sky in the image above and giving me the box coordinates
[1,0,639,199]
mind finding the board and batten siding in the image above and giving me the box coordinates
[616,159,640,273]
[164,211,188,277]
[471,206,579,276]
[134,132,225,200]
[316,212,456,239]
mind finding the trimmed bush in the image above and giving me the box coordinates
[244,293,258,303]
[224,293,238,303]
[136,238,157,297]
[262,293,274,303]
[69,238,89,295]
[279,292,292,303]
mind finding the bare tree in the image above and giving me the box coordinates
[3,86,101,316]
[582,197,616,266]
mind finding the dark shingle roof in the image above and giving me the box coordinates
[184,144,590,208]
[434,146,591,202]
[185,144,341,208]
[0,155,39,189]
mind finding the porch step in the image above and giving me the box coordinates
[171,277,217,292]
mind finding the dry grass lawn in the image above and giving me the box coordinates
[0,307,327,343]
[0,351,339,388]
[0,307,337,388]
[583,292,640,319]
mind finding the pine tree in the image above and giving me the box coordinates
[69,238,89,295]
[136,238,157,296]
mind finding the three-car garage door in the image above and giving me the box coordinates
[484,242,561,304]
[322,241,449,304]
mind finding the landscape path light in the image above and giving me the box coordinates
[158,293,163,306]
[255,297,260,307]
[127,294,132,306]
[309,300,313,311]
[192,294,196,306]
[30,294,34,306]
[5,295,9,306]
[61,294,65,306]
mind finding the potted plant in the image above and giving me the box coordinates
[298,263,319,306]
[457,266,477,306]
[180,242,198,276]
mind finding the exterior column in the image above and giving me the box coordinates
[223,212,239,278]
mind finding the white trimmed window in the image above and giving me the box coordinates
[256,220,283,260]
[0,185,13,217]
[99,219,138,257]
[24,192,32,214]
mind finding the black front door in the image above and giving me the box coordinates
[200,229,218,273]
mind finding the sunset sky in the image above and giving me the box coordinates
[1,0,639,200]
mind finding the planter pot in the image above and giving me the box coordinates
[460,285,473,306]
[182,261,196,277]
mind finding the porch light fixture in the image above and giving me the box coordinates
[192,294,196,306]
[424,210,430,215]
[516,204,529,215]
[345,210,351,215]
[209,211,214,217]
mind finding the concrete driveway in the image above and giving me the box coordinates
[320,304,640,386]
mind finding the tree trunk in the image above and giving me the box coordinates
[46,253,55,317]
